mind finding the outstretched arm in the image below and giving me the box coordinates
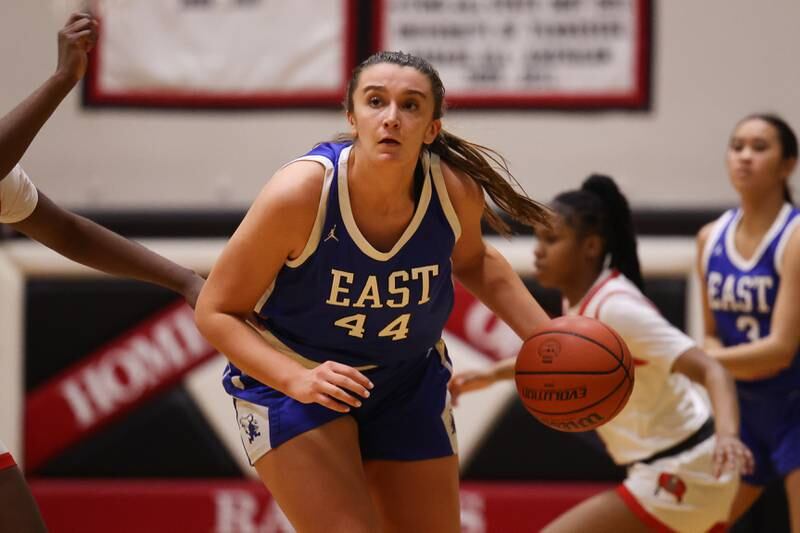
[446,164,550,340]
[671,348,753,477]
[445,163,551,401]
[448,357,515,405]
[10,192,204,306]
[0,13,97,179]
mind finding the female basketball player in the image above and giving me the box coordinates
[0,13,203,532]
[195,51,553,532]
[450,175,754,533]
[697,114,800,531]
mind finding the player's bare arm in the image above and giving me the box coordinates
[671,347,754,477]
[10,191,204,307]
[446,162,549,341]
[448,357,515,405]
[0,13,97,179]
[696,222,724,351]
[195,161,372,412]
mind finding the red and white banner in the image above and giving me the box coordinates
[25,302,218,470]
[86,0,356,107]
[446,283,522,362]
[374,0,650,108]
[30,479,613,533]
[23,282,523,471]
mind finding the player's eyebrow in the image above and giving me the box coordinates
[361,85,428,99]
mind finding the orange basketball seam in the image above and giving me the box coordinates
[597,322,634,382]
[520,330,625,371]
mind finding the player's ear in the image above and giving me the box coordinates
[583,234,604,262]
[346,112,357,136]
[781,156,797,180]
[423,119,442,145]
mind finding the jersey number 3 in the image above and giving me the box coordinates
[736,315,761,341]
[334,313,411,341]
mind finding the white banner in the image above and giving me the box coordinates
[87,0,354,106]
[376,0,649,108]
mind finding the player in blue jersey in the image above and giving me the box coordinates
[697,114,800,531]
[195,51,553,532]
[0,14,204,533]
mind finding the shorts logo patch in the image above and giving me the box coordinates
[239,413,262,444]
[654,472,687,503]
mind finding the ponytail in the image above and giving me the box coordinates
[429,130,551,234]
[553,174,644,290]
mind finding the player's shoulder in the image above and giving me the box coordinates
[697,208,736,244]
[590,275,649,319]
[696,220,716,246]
[601,274,641,294]
[439,158,484,214]
[261,157,327,215]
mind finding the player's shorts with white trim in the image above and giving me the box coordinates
[617,432,738,533]
[231,342,457,465]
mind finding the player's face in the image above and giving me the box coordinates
[727,119,793,199]
[533,214,585,291]
[348,63,442,162]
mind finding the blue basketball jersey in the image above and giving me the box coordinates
[228,141,461,388]
[703,203,800,394]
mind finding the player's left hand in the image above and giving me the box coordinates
[712,434,754,478]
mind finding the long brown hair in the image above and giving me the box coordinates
[341,51,551,234]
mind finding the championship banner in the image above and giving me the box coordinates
[85,0,356,107]
[374,0,650,108]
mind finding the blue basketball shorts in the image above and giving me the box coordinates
[738,388,800,485]
[231,340,457,465]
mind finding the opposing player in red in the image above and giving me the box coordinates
[450,175,753,532]
[0,14,203,532]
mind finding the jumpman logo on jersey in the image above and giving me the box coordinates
[324,224,339,243]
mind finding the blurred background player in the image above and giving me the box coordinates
[0,12,204,533]
[195,51,556,533]
[450,175,753,533]
[698,114,800,531]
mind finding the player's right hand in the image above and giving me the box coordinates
[286,361,374,413]
[448,369,496,406]
[56,13,99,83]
[712,434,755,478]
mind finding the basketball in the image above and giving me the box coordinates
[514,315,634,432]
